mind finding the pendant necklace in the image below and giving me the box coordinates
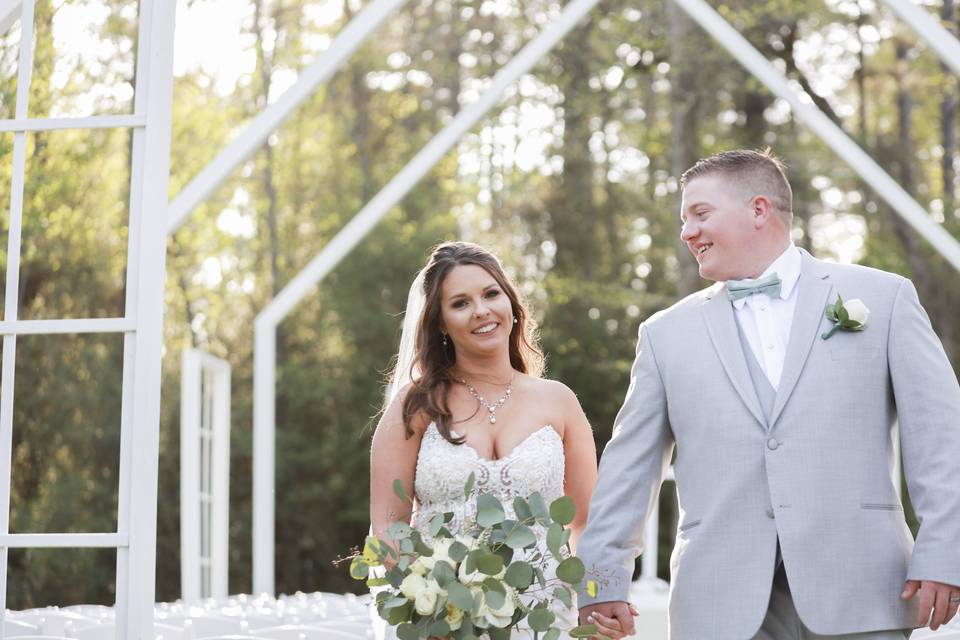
[458,374,514,424]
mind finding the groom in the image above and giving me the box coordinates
[577,149,960,639]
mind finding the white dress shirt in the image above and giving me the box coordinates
[728,244,802,390]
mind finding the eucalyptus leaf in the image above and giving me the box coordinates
[432,560,456,587]
[535,567,547,589]
[428,619,451,636]
[570,625,599,638]
[488,626,511,640]
[484,587,506,610]
[504,561,534,589]
[349,557,369,579]
[556,557,585,584]
[429,513,445,537]
[385,601,412,626]
[548,495,576,525]
[396,622,418,640]
[477,493,506,527]
[449,540,468,563]
[527,607,556,632]
[393,479,411,504]
[553,586,572,609]
[528,492,549,520]
[477,552,504,575]
[366,577,390,588]
[388,522,413,540]
[505,523,537,550]
[446,581,474,611]
[544,629,561,640]
[463,471,476,499]
[546,523,563,557]
[513,496,533,521]
[483,577,506,595]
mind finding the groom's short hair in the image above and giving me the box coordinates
[681,148,794,224]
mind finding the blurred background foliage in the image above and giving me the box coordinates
[0,0,956,605]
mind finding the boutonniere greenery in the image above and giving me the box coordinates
[822,295,869,340]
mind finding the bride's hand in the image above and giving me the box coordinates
[588,603,640,639]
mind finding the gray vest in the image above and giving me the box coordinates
[735,318,777,426]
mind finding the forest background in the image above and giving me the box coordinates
[0,0,957,606]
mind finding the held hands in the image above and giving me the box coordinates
[579,601,640,639]
[902,580,960,631]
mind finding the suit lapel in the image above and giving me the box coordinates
[701,285,767,429]
[768,253,833,427]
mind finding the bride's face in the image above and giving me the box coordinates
[439,264,513,356]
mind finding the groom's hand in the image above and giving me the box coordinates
[902,579,960,630]
[579,601,637,638]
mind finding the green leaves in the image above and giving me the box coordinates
[570,624,600,638]
[503,561,534,589]
[476,552,504,575]
[504,523,537,550]
[476,493,505,527]
[393,479,411,503]
[556,557,586,584]
[527,607,556,631]
[446,581,474,611]
[463,471,476,499]
[549,496,575,525]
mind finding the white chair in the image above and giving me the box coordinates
[188,636,270,640]
[157,616,244,639]
[4,619,41,637]
[68,621,191,640]
[251,626,361,640]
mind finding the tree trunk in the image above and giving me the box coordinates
[667,0,702,296]
[551,21,598,279]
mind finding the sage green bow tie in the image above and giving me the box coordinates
[726,272,782,301]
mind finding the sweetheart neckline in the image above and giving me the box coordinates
[426,422,560,465]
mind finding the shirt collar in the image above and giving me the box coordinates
[730,243,801,310]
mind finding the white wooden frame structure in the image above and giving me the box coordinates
[156,0,960,595]
[180,349,231,603]
[0,1,176,638]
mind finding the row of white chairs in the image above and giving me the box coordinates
[4,592,373,639]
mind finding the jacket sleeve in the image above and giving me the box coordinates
[888,278,960,587]
[577,321,675,605]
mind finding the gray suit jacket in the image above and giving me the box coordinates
[577,251,960,639]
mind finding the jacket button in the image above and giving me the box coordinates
[767,438,780,450]
[766,508,775,519]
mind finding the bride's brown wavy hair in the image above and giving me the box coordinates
[398,242,543,444]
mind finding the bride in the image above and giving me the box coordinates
[369,241,628,639]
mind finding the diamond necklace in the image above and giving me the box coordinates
[458,374,514,424]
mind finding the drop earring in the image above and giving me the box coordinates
[442,333,448,347]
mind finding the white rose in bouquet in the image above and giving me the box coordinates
[474,586,517,629]
[399,573,427,600]
[414,579,444,616]
[409,556,434,575]
[444,603,464,631]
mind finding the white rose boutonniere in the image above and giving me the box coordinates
[822,294,869,340]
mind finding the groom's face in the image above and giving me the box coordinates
[679,174,758,282]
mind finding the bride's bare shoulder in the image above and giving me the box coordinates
[377,383,430,438]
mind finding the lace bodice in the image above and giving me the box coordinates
[412,423,565,535]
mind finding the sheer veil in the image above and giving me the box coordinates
[387,269,426,404]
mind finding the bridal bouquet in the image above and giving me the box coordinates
[351,476,599,640]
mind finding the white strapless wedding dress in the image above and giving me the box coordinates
[372,422,577,639]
